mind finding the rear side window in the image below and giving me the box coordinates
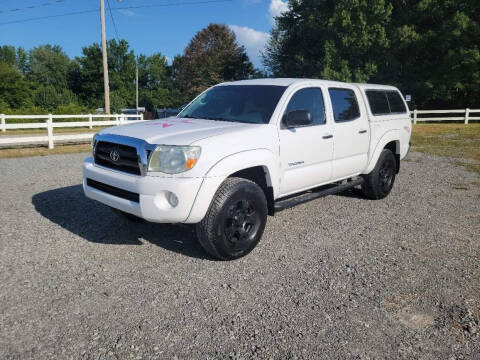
[386,91,407,113]
[366,90,390,115]
[328,88,360,122]
[366,89,407,115]
[285,88,326,125]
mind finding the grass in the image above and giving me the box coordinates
[0,127,108,136]
[0,143,91,158]
[411,123,480,174]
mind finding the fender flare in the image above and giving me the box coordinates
[185,149,278,223]
[205,149,278,188]
[364,130,401,174]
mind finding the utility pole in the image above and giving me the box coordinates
[136,64,139,114]
[100,0,110,114]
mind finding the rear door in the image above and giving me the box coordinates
[278,86,334,196]
[328,87,370,179]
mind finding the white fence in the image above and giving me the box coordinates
[411,108,480,124]
[0,109,478,150]
[0,113,144,149]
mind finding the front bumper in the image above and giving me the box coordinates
[82,157,203,223]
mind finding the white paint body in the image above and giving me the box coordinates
[83,79,411,223]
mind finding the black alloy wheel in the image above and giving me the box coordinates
[361,148,397,200]
[378,157,395,193]
[196,177,268,260]
[224,199,262,253]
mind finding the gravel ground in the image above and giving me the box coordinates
[0,151,479,359]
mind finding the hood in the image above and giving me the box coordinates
[100,117,252,145]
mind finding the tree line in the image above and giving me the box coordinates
[263,0,479,109]
[0,24,260,116]
[1,1,479,116]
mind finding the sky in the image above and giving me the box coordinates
[0,0,289,67]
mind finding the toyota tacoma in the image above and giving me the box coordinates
[83,78,411,260]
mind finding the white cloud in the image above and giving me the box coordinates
[118,9,135,16]
[268,0,289,23]
[229,25,270,67]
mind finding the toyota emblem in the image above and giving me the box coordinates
[109,149,120,162]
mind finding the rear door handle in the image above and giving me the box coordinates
[322,134,333,139]
[359,130,367,134]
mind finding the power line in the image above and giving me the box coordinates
[0,9,98,25]
[0,0,232,25]
[0,0,65,14]
[111,0,232,11]
[106,0,120,42]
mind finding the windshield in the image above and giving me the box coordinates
[178,85,287,124]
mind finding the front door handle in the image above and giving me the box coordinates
[322,134,333,139]
[359,129,367,134]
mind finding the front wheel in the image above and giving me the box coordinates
[196,177,268,260]
[361,149,397,200]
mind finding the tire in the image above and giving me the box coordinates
[113,209,145,222]
[361,149,397,200]
[196,177,268,260]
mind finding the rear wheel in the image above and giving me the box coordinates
[362,149,397,199]
[196,177,268,260]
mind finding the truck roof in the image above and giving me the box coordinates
[220,78,343,87]
[354,83,400,91]
[219,78,400,91]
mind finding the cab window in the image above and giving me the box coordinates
[366,90,390,115]
[285,88,326,125]
[366,89,407,115]
[328,88,360,122]
[386,91,407,113]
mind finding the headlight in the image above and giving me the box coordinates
[148,145,201,174]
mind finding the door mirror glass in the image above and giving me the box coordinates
[284,110,313,128]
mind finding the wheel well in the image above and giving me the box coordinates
[385,141,400,173]
[229,166,275,216]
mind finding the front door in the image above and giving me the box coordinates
[278,87,334,196]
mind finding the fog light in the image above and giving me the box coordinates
[166,192,179,207]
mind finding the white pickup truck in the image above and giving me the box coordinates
[83,78,411,260]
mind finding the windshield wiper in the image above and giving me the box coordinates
[201,116,247,123]
[182,114,251,123]
[203,116,235,122]
[180,114,219,120]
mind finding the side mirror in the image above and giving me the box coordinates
[284,110,313,128]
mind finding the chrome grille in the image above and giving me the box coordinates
[94,141,141,175]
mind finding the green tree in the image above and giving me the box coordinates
[107,39,136,111]
[72,44,103,108]
[0,46,16,66]
[175,23,256,101]
[264,0,480,108]
[0,62,33,110]
[379,0,480,108]
[28,45,71,90]
[75,39,137,111]
[137,53,172,110]
[264,0,392,82]
[16,47,28,74]
[32,84,78,111]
